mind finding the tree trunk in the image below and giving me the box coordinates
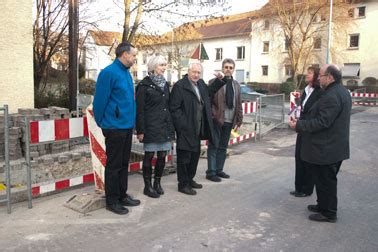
[122,0,131,43]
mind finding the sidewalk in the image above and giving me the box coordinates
[1,106,378,251]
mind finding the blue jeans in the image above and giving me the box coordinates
[206,122,233,176]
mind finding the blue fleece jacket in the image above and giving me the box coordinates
[93,58,136,129]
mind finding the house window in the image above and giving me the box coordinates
[142,70,147,77]
[263,41,269,53]
[343,63,360,78]
[314,37,322,50]
[285,65,292,76]
[215,48,223,61]
[284,38,290,51]
[262,65,268,76]
[357,6,366,18]
[142,54,147,64]
[349,34,359,48]
[264,20,270,30]
[237,46,245,60]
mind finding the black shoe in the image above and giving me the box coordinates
[153,177,164,195]
[190,180,203,189]
[216,171,230,179]
[178,186,197,195]
[143,177,160,198]
[290,191,311,197]
[206,175,221,182]
[307,204,321,213]
[120,194,141,206]
[309,213,337,223]
[106,203,129,215]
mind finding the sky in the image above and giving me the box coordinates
[85,0,269,34]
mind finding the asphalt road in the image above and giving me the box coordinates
[0,106,377,252]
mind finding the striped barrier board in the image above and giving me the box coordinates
[242,101,257,114]
[353,102,377,106]
[351,93,377,98]
[31,156,173,197]
[29,117,88,143]
[201,132,256,146]
[290,92,300,111]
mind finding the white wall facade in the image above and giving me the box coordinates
[0,0,34,113]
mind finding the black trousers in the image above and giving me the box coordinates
[102,129,133,205]
[305,161,342,218]
[295,134,314,194]
[176,149,200,189]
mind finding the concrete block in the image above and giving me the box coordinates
[72,153,81,161]
[43,157,54,166]
[30,151,39,158]
[64,193,105,214]
[58,155,69,164]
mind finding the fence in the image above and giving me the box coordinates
[0,105,11,213]
[257,94,286,140]
[350,90,378,106]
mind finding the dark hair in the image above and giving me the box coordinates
[222,58,235,68]
[307,66,320,88]
[325,65,342,83]
[115,42,134,58]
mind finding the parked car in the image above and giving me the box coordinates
[240,84,266,102]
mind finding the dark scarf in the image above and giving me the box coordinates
[225,76,234,109]
[149,73,166,91]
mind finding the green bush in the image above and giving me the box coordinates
[280,81,296,96]
[79,78,96,95]
[35,89,70,109]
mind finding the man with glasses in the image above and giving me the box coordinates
[206,58,243,182]
[289,64,352,223]
[93,42,141,215]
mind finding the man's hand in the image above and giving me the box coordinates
[289,116,297,130]
[233,125,240,131]
[137,134,144,142]
[214,71,225,79]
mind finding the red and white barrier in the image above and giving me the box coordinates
[32,173,94,196]
[351,92,377,98]
[242,101,257,115]
[29,117,88,144]
[290,91,300,111]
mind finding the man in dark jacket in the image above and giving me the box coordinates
[93,42,141,215]
[206,58,243,182]
[289,64,352,223]
[170,62,226,195]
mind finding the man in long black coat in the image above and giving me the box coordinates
[170,62,226,195]
[289,64,352,223]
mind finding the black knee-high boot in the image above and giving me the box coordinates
[143,153,159,198]
[153,152,166,195]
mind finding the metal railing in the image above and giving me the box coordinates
[0,105,11,213]
[257,94,285,140]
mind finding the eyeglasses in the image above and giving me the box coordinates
[224,66,234,70]
[319,74,328,77]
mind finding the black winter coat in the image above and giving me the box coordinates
[295,86,324,159]
[169,74,226,151]
[296,82,352,165]
[136,76,175,143]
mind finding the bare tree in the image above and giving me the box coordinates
[33,0,104,96]
[256,0,350,88]
[118,0,227,43]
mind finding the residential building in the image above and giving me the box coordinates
[0,0,34,113]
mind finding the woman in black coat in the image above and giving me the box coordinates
[136,55,175,198]
[290,66,324,197]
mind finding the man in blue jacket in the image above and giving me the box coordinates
[93,42,140,215]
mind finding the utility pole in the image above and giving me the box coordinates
[69,0,79,112]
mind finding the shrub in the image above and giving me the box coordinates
[280,81,296,96]
[79,78,96,95]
